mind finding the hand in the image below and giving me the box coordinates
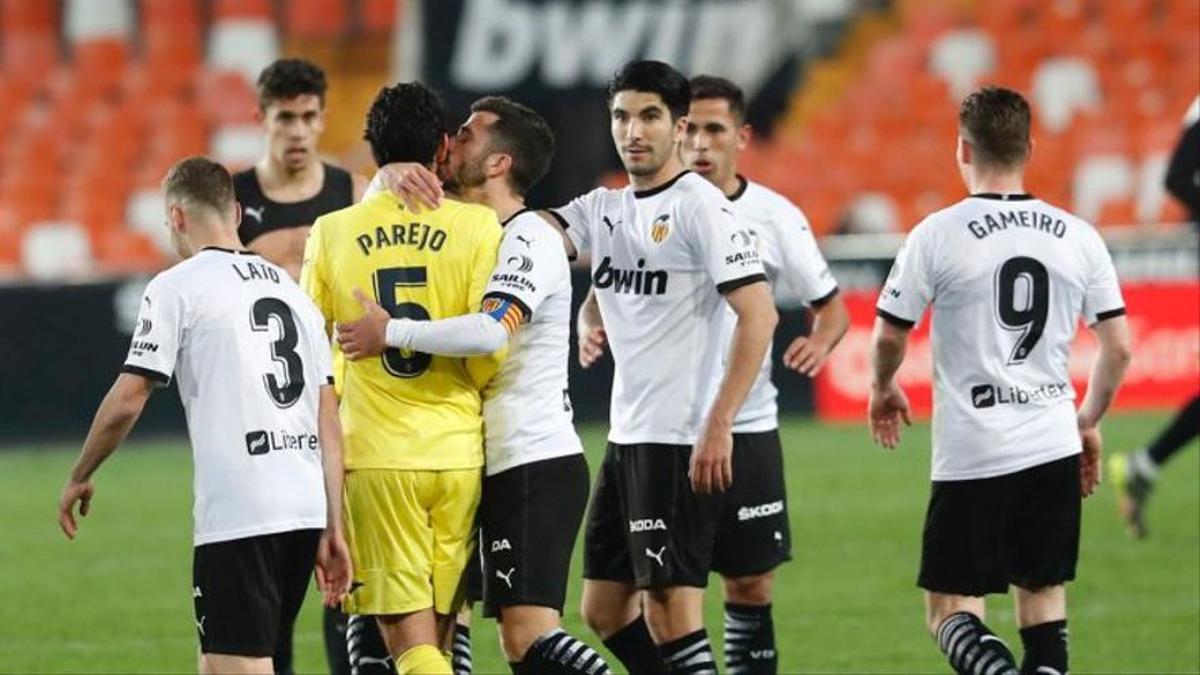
[690,419,733,494]
[1079,426,1103,497]
[315,530,353,609]
[376,162,443,213]
[782,335,832,376]
[868,381,912,449]
[577,327,608,369]
[336,289,391,360]
[57,478,95,540]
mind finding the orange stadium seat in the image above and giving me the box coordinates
[361,0,398,34]
[286,0,349,38]
[92,227,164,273]
[214,0,272,20]
[197,70,260,126]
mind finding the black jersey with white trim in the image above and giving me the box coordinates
[554,171,766,445]
[877,195,1125,480]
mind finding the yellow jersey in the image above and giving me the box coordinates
[302,191,504,471]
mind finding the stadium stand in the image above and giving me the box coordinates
[0,0,1193,277]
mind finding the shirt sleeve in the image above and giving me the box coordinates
[685,190,767,294]
[1082,229,1126,325]
[483,215,566,323]
[122,275,185,386]
[301,298,336,385]
[771,202,839,306]
[300,217,333,334]
[876,225,934,328]
[549,189,597,257]
[463,212,507,390]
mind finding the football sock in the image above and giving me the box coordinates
[1019,620,1068,675]
[512,628,611,674]
[658,629,717,674]
[451,623,472,675]
[395,645,452,675]
[603,615,668,674]
[325,607,352,675]
[1147,395,1200,466]
[347,614,396,675]
[935,612,1019,675]
[724,603,777,674]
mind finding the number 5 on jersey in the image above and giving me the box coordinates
[374,266,432,377]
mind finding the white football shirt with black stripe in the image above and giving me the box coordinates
[553,171,767,446]
[877,194,1125,481]
[123,247,332,545]
[480,209,583,476]
[723,177,840,433]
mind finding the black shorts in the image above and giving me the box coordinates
[480,454,589,618]
[584,443,723,590]
[193,529,321,657]
[919,454,1081,596]
[712,430,792,577]
[464,535,484,605]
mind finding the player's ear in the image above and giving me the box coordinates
[487,152,512,180]
[737,123,752,151]
[254,104,265,127]
[957,135,972,166]
[167,204,186,233]
[232,201,243,229]
[435,133,451,165]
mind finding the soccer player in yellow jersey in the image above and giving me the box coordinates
[301,82,503,675]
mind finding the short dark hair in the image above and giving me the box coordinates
[469,96,555,196]
[606,60,691,120]
[689,75,746,122]
[363,82,447,167]
[256,58,327,110]
[162,157,236,216]
[959,86,1032,169]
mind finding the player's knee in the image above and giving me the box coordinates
[722,572,774,605]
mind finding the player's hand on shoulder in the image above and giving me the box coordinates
[57,478,94,540]
[315,529,353,609]
[783,335,832,376]
[690,420,733,495]
[374,162,443,213]
[1079,425,1103,498]
[336,289,391,360]
[868,381,911,450]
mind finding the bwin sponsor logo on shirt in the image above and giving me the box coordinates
[594,257,668,295]
[737,500,784,522]
[628,518,667,532]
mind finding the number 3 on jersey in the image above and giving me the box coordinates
[993,256,1049,365]
[250,298,305,408]
[374,267,432,377]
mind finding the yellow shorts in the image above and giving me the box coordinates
[342,468,481,616]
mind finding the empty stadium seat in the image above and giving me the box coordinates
[286,0,349,38]
[208,17,279,85]
[1073,154,1136,223]
[126,187,174,255]
[21,221,94,280]
[210,124,266,168]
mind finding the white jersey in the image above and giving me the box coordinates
[481,210,583,475]
[124,247,333,545]
[554,171,766,445]
[877,194,1125,481]
[724,178,839,433]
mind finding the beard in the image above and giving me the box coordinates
[453,154,488,190]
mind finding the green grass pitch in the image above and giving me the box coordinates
[0,412,1196,673]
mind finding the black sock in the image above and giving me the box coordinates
[346,614,396,675]
[935,612,1019,675]
[513,628,611,674]
[1019,620,1068,675]
[724,603,777,674]
[658,629,717,674]
[1148,395,1200,466]
[603,615,668,674]
[324,607,352,675]
[452,623,472,675]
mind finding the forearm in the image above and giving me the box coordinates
[578,287,602,334]
[870,321,908,388]
[317,388,346,533]
[1078,348,1131,428]
[70,381,148,482]
[707,306,777,427]
[386,313,510,356]
[809,296,849,350]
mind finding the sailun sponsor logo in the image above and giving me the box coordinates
[628,518,667,532]
[593,257,668,295]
